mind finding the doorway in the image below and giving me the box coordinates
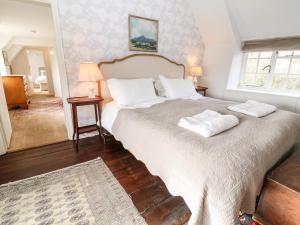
[0,0,70,152]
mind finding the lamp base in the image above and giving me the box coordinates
[88,82,96,99]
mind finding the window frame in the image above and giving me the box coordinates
[239,50,300,95]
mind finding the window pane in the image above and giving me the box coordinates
[248,52,259,58]
[273,75,300,91]
[274,58,290,74]
[260,52,272,58]
[258,59,271,73]
[243,73,267,87]
[242,73,256,86]
[294,51,300,56]
[240,51,300,92]
[287,76,300,90]
[290,58,300,74]
[278,51,293,57]
[255,74,268,87]
[272,75,288,90]
[245,59,258,73]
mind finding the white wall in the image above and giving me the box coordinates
[226,0,300,40]
[0,121,8,155]
[10,49,30,75]
[187,0,240,98]
[50,50,62,97]
[7,45,23,63]
[57,0,205,126]
[0,76,12,154]
[0,40,11,154]
[5,37,55,50]
[0,0,54,40]
[188,0,300,113]
[0,52,7,76]
[0,35,12,49]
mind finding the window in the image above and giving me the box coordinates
[239,50,300,93]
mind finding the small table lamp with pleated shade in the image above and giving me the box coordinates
[78,62,103,98]
[190,66,203,85]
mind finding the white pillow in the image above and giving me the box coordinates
[107,78,158,106]
[154,80,166,97]
[159,75,197,99]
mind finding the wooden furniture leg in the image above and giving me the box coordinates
[67,96,105,151]
[97,102,106,144]
[72,105,76,140]
[73,105,79,150]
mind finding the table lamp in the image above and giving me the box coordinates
[78,62,103,98]
[190,66,203,85]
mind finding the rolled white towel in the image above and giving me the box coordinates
[228,100,277,118]
[178,110,239,138]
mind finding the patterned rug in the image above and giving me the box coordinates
[0,159,147,225]
[13,95,63,117]
[8,95,68,152]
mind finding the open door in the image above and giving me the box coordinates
[0,76,12,155]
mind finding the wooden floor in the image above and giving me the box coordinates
[0,135,191,225]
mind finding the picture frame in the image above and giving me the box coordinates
[128,15,159,52]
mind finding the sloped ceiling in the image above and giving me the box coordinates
[225,0,300,40]
[0,0,54,41]
[187,0,239,45]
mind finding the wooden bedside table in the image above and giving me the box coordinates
[67,96,106,150]
[195,86,208,96]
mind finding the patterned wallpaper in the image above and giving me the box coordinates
[57,0,205,126]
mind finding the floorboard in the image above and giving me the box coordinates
[0,135,191,225]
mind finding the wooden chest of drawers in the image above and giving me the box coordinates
[2,75,29,110]
[254,150,300,225]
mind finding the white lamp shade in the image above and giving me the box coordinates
[78,62,103,82]
[190,66,203,77]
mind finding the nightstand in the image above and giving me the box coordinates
[195,86,208,96]
[67,96,106,150]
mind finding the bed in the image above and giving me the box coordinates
[98,54,300,225]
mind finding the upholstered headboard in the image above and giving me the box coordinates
[98,54,185,99]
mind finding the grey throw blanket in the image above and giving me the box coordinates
[112,98,300,225]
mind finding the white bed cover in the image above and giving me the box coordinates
[101,97,167,133]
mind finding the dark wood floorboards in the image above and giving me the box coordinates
[0,135,191,225]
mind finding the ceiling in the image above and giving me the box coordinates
[225,0,300,40]
[187,0,237,44]
[0,0,54,44]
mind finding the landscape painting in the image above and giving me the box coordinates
[129,15,158,52]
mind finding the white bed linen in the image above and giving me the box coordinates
[159,75,197,99]
[101,97,167,133]
[228,100,277,117]
[107,78,157,106]
[102,95,207,133]
[111,98,300,225]
[178,110,239,137]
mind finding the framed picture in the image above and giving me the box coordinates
[129,15,159,52]
[2,51,9,66]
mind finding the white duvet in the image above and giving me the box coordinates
[101,94,204,133]
[108,97,300,225]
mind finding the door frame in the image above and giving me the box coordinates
[51,0,73,140]
[0,0,72,154]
